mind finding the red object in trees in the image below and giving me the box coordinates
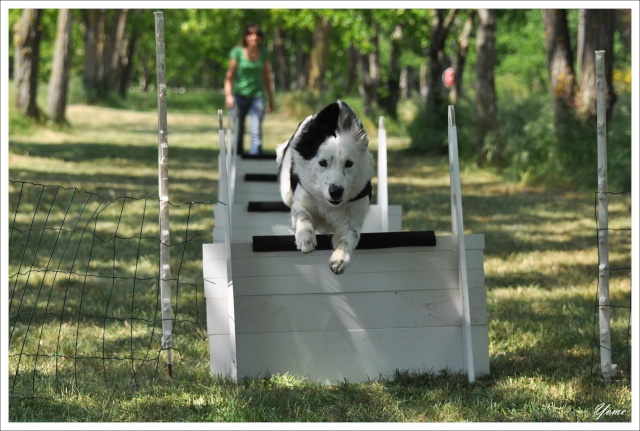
[443,67,455,88]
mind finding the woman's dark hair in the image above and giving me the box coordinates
[242,24,264,46]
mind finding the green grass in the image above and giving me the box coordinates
[6,90,632,423]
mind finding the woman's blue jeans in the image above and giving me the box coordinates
[233,95,265,155]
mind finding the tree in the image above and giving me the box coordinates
[358,19,380,117]
[307,15,331,94]
[577,9,617,122]
[82,10,102,94]
[81,9,129,99]
[542,10,576,117]
[381,23,403,116]
[48,9,73,123]
[102,9,128,92]
[450,10,475,104]
[118,9,142,98]
[273,26,290,91]
[13,9,43,119]
[424,9,457,129]
[475,9,499,165]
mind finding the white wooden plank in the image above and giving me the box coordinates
[228,244,486,277]
[206,296,230,334]
[471,324,491,376]
[224,234,483,258]
[232,190,283,203]
[234,159,278,175]
[233,181,280,196]
[208,334,236,377]
[203,277,228,298]
[233,267,484,296]
[233,326,489,383]
[234,287,487,333]
[230,249,459,277]
[202,242,226,259]
[202,256,227,280]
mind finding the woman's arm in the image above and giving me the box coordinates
[224,58,238,110]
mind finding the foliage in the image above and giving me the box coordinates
[7,7,633,191]
[494,10,549,94]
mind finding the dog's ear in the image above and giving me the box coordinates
[291,102,340,160]
[337,100,369,149]
[313,102,341,130]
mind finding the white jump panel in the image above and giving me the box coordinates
[202,234,489,383]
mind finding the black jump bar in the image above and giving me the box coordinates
[241,153,277,160]
[247,201,290,212]
[252,231,436,252]
[245,173,278,182]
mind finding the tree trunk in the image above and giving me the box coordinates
[450,10,475,105]
[542,10,576,114]
[13,9,43,119]
[475,9,499,166]
[346,43,358,93]
[307,16,331,94]
[118,23,138,98]
[358,26,380,117]
[425,9,457,128]
[382,23,403,116]
[102,9,128,92]
[577,9,617,122]
[273,27,289,91]
[542,9,580,152]
[48,9,73,123]
[82,9,105,95]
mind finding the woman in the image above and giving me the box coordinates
[224,24,275,155]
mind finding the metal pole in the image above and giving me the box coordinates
[154,11,173,378]
[595,50,615,383]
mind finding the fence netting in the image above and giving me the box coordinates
[8,180,213,398]
[591,190,632,382]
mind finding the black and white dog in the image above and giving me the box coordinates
[276,101,373,274]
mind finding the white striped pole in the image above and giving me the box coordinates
[154,11,173,378]
[595,50,615,383]
[448,105,475,383]
[377,116,389,232]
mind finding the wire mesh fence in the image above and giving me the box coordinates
[591,190,632,382]
[8,180,214,398]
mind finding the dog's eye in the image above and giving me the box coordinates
[319,160,328,168]
[345,160,354,168]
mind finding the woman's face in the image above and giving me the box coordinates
[245,30,261,47]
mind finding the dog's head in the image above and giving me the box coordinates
[289,100,373,206]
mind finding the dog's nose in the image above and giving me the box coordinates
[329,184,344,199]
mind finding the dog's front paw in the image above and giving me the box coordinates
[296,231,317,254]
[329,248,350,274]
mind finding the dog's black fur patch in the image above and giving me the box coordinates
[293,102,340,160]
[277,142,289,181]
[290,164,300,193]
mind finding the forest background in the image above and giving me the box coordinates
[8,7,633,191]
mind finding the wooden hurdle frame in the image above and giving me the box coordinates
[202,107,489,384]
